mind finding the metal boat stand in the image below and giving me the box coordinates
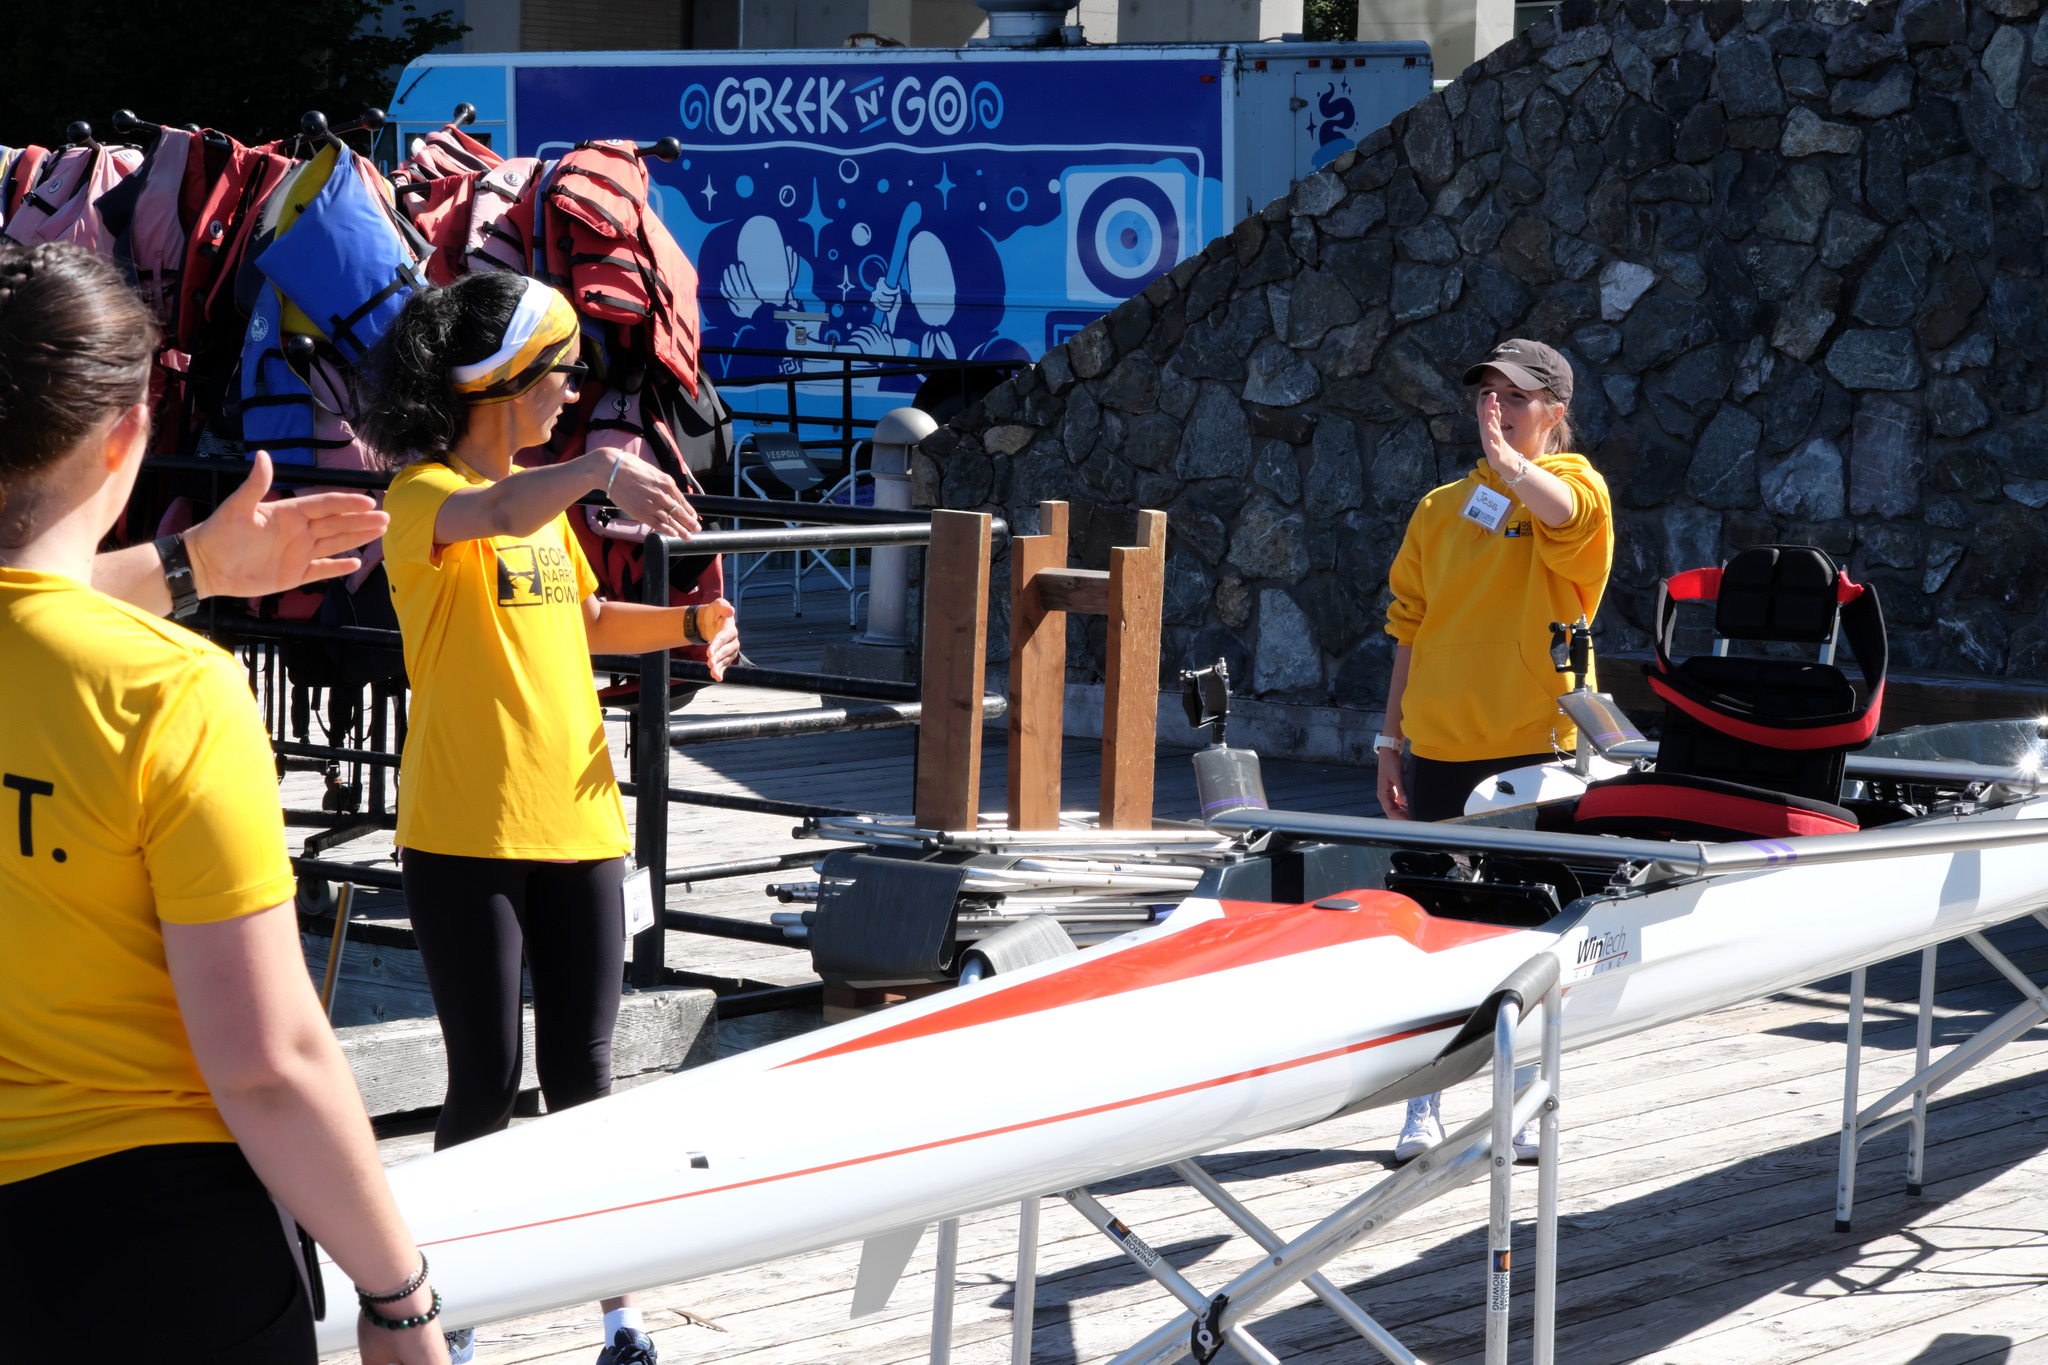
[926,960,1566,1365]
[1835,909,2048,1231]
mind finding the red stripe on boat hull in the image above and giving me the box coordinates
[783,893,1516,1068]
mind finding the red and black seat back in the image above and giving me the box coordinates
[1646,544,1886,804]
[1572,545,1886,844]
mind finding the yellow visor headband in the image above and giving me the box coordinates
[450,279,578,404]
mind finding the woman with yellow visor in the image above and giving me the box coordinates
[361,274,738,1365]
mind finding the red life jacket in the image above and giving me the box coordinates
[404,172,479,286]
[174,134,294,355]
[465,156,541,275]
[542,141,701,397]
[5,147,48,219]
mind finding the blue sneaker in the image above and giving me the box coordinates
[444,1327,476,1363]
[596,1328,658,1364]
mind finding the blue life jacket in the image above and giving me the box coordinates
[238,285,341,465]
[255,153,427,364]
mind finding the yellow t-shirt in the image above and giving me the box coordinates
[0,569,297,1187]
[384,457,630,859]
[1385,454,1615,763]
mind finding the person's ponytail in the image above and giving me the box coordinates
[359,272,526,465]
[1545,406,1575,455]
[0,242,157,543]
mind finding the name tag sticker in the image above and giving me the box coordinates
[623,866,655,940]
[1461,484,1513,533]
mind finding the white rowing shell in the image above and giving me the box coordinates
[312,799,2048,1346]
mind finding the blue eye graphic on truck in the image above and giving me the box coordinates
[1065,169,1189,304]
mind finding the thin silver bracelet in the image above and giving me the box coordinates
[604,454,624,499]
[1502,458,1532,487]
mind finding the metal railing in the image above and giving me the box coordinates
[628,510,1006,985]
[136,452,1005,987]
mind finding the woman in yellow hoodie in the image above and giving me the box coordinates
[1377,338,1613,1160]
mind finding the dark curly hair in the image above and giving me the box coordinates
[0,242,158,542]
[357,271,526,465]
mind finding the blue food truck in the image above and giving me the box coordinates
[389,42,1431,432]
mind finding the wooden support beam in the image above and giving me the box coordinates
[916,509,992,832]
[1031,568,1111,616]
[1008,502,1069,831]
[1101,509,1167,830]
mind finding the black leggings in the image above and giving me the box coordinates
[0,1142,313,1362]
[1401,752,1556,822]
[402,851,627,1150]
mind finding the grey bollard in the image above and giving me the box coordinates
[861,406,937,647]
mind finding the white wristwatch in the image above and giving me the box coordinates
[1373,733,1402,755]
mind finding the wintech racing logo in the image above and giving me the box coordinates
[495,542,578,608]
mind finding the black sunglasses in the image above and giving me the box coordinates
[549,361,590,380]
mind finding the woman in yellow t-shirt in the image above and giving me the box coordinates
[360,273,737,1365]
[1375,339,1613,1165]
[0,244,446,1362]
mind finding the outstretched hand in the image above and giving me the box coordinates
[599,451,703,539]
[184,450,389,599]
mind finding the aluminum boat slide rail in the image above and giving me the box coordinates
[1208,800,2048,882]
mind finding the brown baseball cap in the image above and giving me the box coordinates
[1463,339,1574,403]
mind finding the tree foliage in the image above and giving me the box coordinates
[1303,0,1358,42]
[0,0,464,150]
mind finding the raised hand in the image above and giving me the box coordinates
[1478,391,1518,477]
[184,449,389,598]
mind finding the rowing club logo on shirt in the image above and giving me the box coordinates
[495,542,578,608]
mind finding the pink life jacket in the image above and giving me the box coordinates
[4,144,143,251]
[392,124,500,188]
[122,129,194,324]
[465,156,541,275]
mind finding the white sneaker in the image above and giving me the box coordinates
[445,1328,476,1363]
[1395,1093,1445,1163]
[1512,1116,1543,1163]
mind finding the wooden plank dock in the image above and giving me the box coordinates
[295,585,2048,1365]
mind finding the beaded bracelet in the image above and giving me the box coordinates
[357,1253,430,1305]
[360,1290,443,1332]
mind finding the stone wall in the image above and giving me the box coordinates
[913,0,2048,731]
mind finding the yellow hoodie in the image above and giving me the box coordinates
[1384,453,1614,763]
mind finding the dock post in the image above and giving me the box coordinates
[1100,509,1165,829]
[1008,502,1069,830]
[930,1216,960,1365]
[1012,1197,1039,1365]
[915,510,991,831]
[632,533,672,988]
